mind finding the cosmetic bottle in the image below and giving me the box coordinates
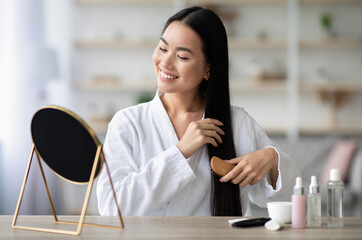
[307,176,321,226]
[292,177,306,229]
[327,168,344,227]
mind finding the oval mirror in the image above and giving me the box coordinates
[31,106,104,184]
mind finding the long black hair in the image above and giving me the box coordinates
[162,6,242,216]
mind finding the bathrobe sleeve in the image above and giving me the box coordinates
[232,106,301,208]
[96,112,196,216]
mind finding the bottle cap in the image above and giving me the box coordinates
[293,177,304,195]
[330,168,341,181]
[309,176,319,193]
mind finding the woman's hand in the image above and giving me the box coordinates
[220,148,279,188]
[176,118,225,159]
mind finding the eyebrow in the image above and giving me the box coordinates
[160,37,194,55]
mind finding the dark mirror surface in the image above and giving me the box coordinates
[31,106,102,183]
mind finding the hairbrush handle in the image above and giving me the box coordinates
[210,156,235,177]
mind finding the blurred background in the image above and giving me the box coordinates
[0,0,361,216]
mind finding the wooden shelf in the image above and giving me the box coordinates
[186,0,287,6]
[75,38,287,50]
[229,38,286,50]
[75,0,174,6]
[301,82,362,93]
[75,0,288,6]
[75,0,362,7]
[230,81,287,93]
[299,126,362,136]
[75,39,158,49]
[300,39,362,50]
[75,81,287,93]
[76,38,362,50]
[300,0,362,6]
[263,127,288,135]
[262,126,362,136]
[88,118,110,136]
[75,81,157,92]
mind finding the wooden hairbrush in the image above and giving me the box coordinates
[210,156,235,177]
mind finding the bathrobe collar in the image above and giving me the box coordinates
[150,89,179,147]
[150,89,204,161]
[151,89,205,126]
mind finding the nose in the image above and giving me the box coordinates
[160,52,174,70]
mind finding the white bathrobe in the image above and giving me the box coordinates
[96,90,300,216]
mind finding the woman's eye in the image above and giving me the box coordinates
[159,47,167,52]
[177,55,189,61]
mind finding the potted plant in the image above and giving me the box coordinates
[320,13,334,38]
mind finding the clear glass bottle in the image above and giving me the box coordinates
[327,168,344,227]
[307,176,321,226]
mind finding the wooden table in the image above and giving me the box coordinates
[1,215,362,239]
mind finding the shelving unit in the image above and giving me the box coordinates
[300,0,362,5]
[300,39,362,49]
[75,39,158,49]
[75,80,287,93]
[72,0,362,138]
[229,38,286,49]
[299,126,362,136]
[75,38,287,50]
[75,0,175,6]
[194,0,290,5]
[301,82,362,93]
[230,81,287,93]
[297,0,362,137]
[75,0,288,6]
[75,81,157,92]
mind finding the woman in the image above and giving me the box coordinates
[96,6,300,216]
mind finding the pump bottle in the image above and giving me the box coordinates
[292,177,306,228]
[307,176,321,226]
[327,168,344,227]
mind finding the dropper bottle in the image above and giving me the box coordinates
[292,177,306,228]
[307,176,321,226]
[327,168,344,227]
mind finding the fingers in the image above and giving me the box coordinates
[202,118,224,126]
[220,163,244,183]
[202,124,225,136]
[194,119,225,146]
[239,175,256,187]
[199,121,225,135]
[177,118,225,158]
[206,137,219,147]
[220,165,257,187]
[224,158,240,164]
[220,152,270,186]
[189,119,224,134]
[203,130,223,144]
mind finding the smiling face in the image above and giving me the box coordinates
[152,21,210,96]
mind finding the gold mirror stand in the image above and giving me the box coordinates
[12,144,125,235]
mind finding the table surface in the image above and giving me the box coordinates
[2,215,362,240]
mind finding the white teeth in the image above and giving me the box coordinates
[160,71,177,79]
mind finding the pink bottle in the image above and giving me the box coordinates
[292,177,306,228]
